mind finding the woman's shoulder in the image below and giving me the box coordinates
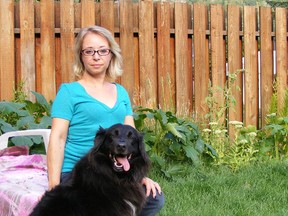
[60,81,80,88]
[56,82,83,97]
[114,82,127,92]
[113,83,131,100]
[58,82,82,92]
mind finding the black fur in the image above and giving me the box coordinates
[30,124,150,216]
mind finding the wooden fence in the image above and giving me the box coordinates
[0,0,287,130]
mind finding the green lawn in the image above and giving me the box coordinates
[153,160,288,216]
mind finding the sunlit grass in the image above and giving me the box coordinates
[152,160,288,216]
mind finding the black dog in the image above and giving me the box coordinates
[30,124,150,216]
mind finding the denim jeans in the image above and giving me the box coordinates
[60,172,164,216]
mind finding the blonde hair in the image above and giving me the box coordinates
[73,26,123,80]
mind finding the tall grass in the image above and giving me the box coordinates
[153,160,288,216]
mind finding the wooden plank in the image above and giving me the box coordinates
[0,0,15,100]
[244,6,258,127]
[187,4,193,111]
[74,3,81,28]
[15,38,21,88]
[20,0,35,101]
[210,4,226,123]
[156,2,174,111]
[227,5,243,135]
[194,3,209,120]
[175,2,191,116]
[100,0,114,33]
[81,0,95,28]
[35,37,41,94]
[133,36,140,105]
[275,8,288,112]
[95,2,101,27]
[260,7,273,126]
[139,0,156,108]
[60,0,75,83]
[41,0,56,101]
[55,37,62,90]
[119,0,135,103]
[170,37,176,110]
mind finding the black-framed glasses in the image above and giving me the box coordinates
[81,48,111,56]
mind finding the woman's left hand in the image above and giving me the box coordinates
[141,177,162,198]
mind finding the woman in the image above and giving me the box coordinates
[47,25,164,216]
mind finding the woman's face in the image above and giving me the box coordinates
[81,32,112,78]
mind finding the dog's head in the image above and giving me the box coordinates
[90,124,150,180]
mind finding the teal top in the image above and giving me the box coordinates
[51,82,133,172]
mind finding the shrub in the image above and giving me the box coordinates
[134,106,217,179]
[0,89,52,153]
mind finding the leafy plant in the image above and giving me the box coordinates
[202,121,259,170]
[133,106,217,179]
[202,70,260,170]
[0,89,52,153]
[257,88,288,160]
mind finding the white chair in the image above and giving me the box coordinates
[0,129,51,152]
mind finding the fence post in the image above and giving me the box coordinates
[0,0,15,101]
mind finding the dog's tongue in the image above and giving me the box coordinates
[116,156,130,171]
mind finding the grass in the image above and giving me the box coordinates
[152,160,288,216]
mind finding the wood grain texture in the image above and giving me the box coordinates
[0,0,15,100]
[244,6,259,127]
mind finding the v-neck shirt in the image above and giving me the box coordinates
[51,82,133,172]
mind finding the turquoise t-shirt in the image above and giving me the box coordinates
[51,82,133,172]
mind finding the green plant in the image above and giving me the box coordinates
[133,106,216,179]
[202,121,258,170]
[201,70,260,170]
[204,70,243,126]
[0,89,52,152]
[227,123,259,169]
[257,88,288,160]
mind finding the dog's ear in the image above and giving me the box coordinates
[93,127,107,152]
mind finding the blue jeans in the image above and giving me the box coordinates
[61,172,164,216]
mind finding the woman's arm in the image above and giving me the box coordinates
[124,115,162,198]
[47,118,69,190]
[124,115,135,128]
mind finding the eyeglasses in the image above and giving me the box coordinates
[81,48,111,56]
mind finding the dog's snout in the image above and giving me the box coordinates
[117,142,126,152]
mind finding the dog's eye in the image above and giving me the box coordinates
[127,131,133,138]
[114,129,119,136]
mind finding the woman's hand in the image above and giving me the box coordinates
[141,177,162,198]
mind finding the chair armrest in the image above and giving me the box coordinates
[0,129,51,152]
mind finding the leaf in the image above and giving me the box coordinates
[283,117,288,123]
[144,133,157,144]
[39,116,52,128]
[31,91,50,107]
[166,123,182,139]
[162,164,186,179]
[30,91,52,116]
[183,145,200,165]
[0,102,28,116]
[0,123,16,133]
[11,136,34,147]
[150,153,166,167]
[205,143,218,157]
[267,124,284,135]
[169,142,182,155]
[195,139,205,153]
[154,109,168,125]
[30,135,43,144]
[16,116,35,129]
